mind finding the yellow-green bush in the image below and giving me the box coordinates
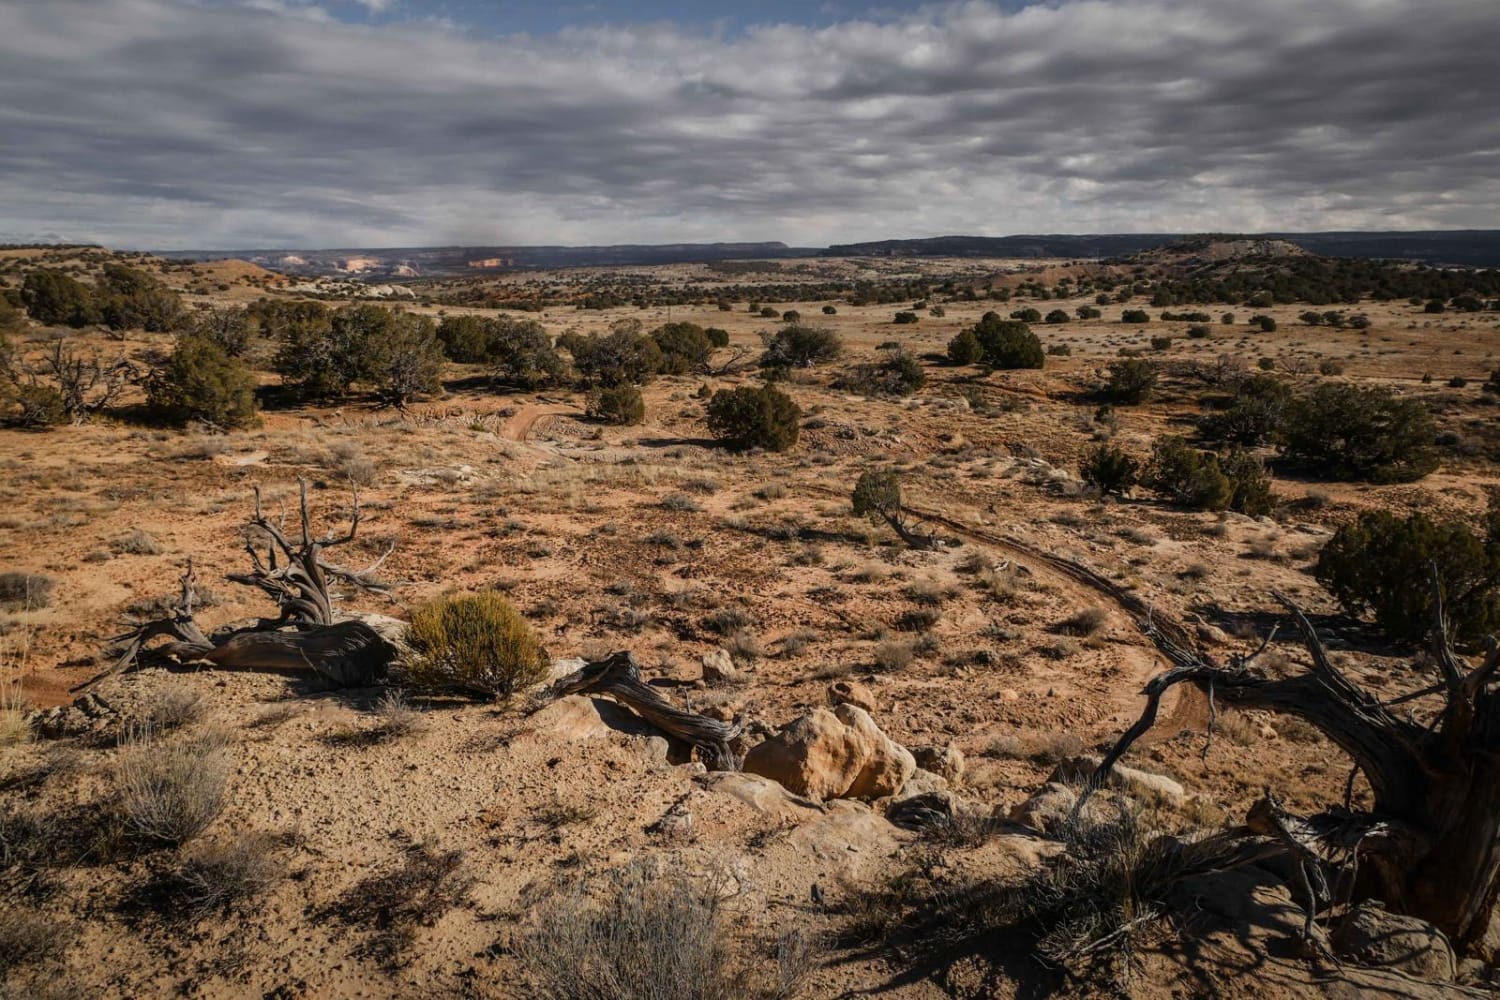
[404,592,548,700]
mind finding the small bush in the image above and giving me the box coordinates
[821,305,838,315]
[0,571,55,611]
[1044,309,1070,324]
[893,311,919,325]
[843,351,925,397]
[1280,383,1438,483]
[404,591,549,701]
[1080,443,1138,496]
[1120,309,1150,324]
[146,333,260,429]
[873,639,915,672]
[706,384,801,452]
[5,383,67,429]
[1102,359,1158,404]
[587,383,646,425]
[1142,438,1231,511]
[114,730,231,847]
[1057,606,1108,637]
[1196,374,1291,445]
[946,329,982,365]
[760,324,842,368]
[1315,509,1500,643]
[517,863,816,1000]
[131,830,283,921]
[972,312,1044,369]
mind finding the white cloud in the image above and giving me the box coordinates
[0,0,1495,248]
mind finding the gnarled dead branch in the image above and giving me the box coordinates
[1084,567,1500,955]
[74,481,397,693]
[549,650,743,771]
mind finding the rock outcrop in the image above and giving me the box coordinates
[742,704,914,801]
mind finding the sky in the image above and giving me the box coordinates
[0,0,1497,250]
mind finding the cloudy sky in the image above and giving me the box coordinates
[1,0,1496,250]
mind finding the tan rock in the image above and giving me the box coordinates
[1331,901,1456,981]
[826,679,878,714]
[1049,754,1186,807]
[1008,781,1077,835]
[742,707,871,800]
[741,704,913,801]
[702,648,741,684]
[836,703,916,799]
[911,743,965,784]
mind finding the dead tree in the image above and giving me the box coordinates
[75,481,398,693]
[1084,569,1500,956]
[548,651,743,771]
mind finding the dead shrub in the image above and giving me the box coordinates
[0,572,54,611]
[1056,607,1108,637]
[0,905,72,977]
[128,830,284,921]
[111,529,162,556]
[127,687,204,735]
[374,688,425,738]
[1031,731,1085,764]
[872,639,915,672]
[516,862,817,1000]
[114,730,230,847]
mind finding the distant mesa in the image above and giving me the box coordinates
[151,230,1500,279]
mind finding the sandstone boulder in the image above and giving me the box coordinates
[1008,781,1078,835]
[1331,900,1456,982]
[701,648,741,685]
[826,679,878,714]
[1049,754,1185,807]
[912,743,965,784]
[742,704,913,801]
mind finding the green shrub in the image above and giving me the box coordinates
[706,384,800,452]
[562,326,663,387]
[435,314,492,363]
[1250,314,1277,332]
[972,312,1043,369]
[760,324,842,368]
[275,304,442,404]
[1103,359,1158,404]
[946,329,982,365]
[1186,324,1210,339]
[1010,307,1042,323]
[96,264,184,333]
[1315,509,1500,643]
[1280,383,1437,482]
[1120,309,1150,324]
[893,311,919,325]
[587,383,645,425]
[1218,448,1275,516]
[146,334,259,429]
[20,269,98,327]
[1150,336,1173,351]
[404,591,549,700]
[1196,374,1292,445]
[1044,309,1070,324]
[4,383,66,428]
[844,351,925,397]
[705,326,730,348]
[1142,437,1231,511]
[651,322,714,374]
[190,307,253,357]
[1080,443,1139,496]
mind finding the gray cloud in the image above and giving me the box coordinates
[0,0,1496,248]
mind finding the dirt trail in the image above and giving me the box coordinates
[499,403,577,442]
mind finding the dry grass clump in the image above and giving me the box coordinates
[373,688,425,738]
[404,591,549,701]
[324,839,474,969]
[659,492,703,512]
[1030,731,1086,764]
[872,639,915,672]
[113,729,231,847]
[112,529,163,556]
[0,572,54,611]
[0,905,73,977]
[127,687,204,735]
[129,830,284,921]
[724,629,764,663]
[1,682,29,749]
[516,862,817,1000]
[702,607,752,635]
[1055,606,1109,637]
[906,574,958,606]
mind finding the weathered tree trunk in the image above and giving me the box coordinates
[1085,569,1500,955]
[74,482,398,693]
[549,651,743,771]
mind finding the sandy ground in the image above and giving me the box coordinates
[2,247,1499,997]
